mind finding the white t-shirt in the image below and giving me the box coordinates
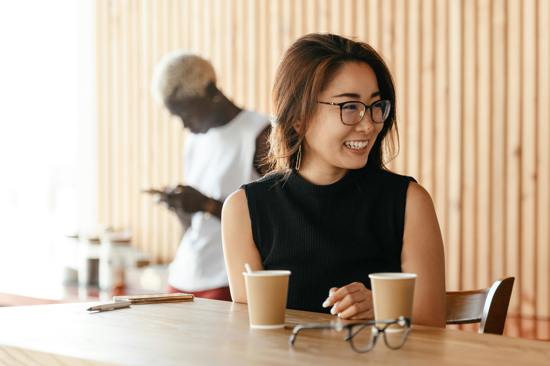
[168,110,269,291]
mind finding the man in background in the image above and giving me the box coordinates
[151,51,270,300]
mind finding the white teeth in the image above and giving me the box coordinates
[344,140,369,150]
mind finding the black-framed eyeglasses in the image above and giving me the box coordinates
[317,99,391,125]
[289,316,411,353]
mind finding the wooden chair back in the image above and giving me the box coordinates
[446,277,515,335]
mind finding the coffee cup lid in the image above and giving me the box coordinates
[368,272,417,280]
[242,270,291,277]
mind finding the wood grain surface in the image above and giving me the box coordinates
[0,298,548,366]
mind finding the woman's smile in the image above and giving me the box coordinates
[343,139,369,152]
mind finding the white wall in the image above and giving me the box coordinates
[0,0,95,295]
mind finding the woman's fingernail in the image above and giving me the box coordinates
[338,313,343,318]
[330,306,337,315]
[322,298,331,308]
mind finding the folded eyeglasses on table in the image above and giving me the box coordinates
[289,316,411,353]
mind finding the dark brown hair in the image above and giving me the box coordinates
[268,33,399,173]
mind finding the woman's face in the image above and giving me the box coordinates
[302,61,385,173]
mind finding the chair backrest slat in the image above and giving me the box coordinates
[446,290,488,324]
[445,277,515,335]
[480,277,515,334]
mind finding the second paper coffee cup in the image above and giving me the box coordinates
[369,272,416,327]
[243,270,291,329]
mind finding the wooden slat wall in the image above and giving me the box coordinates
[96,0,550,340]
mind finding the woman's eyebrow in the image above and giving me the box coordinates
[331,91,381,99]
[331,92,361,98]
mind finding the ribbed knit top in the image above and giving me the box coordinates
[242,167,415,313]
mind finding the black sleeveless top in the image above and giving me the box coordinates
[242,167,415,313]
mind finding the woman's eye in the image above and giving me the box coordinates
[343,103,359,111]
[372,100,385,109]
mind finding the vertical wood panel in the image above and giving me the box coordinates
[476,0,491,290]
[111,1,121,230]
[406,0,420,178]
[505,0,522,337]
[246,0,256,109]
[462,0,477,292]
[536,0,550,341]
[434,0,449,278]
[129,0,139,255]
[234,0,245,105]
[447,0,462,292]
[420,0,435,194]
[257,0,269,114]
[380,0,396,172]
[520,0,537,339]
[491,0,506,291]
[96,0,108,230]
[356,0,366,38]
[96,0,550,340]
[366,0,380,48]
[394,0,406,174]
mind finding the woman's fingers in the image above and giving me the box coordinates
[348,308,374,320]
[321,287,339,308]
[337,300,372,319]
[331,291,369,314]
[337,299,373,319]
[329,282,363,302]
[322,282,373,318]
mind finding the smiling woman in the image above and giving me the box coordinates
[222,33,446,327]
[301,62,388,175]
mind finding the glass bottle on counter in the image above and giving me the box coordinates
[77,234,100,288]
[99,230,132,293]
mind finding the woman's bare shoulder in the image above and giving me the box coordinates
[223,189,248,217]
[406,181,435,215]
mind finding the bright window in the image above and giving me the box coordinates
[0,0,95,296]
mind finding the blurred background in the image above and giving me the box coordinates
[0,0,548,341]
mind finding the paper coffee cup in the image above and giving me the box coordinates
[243,270,291,329]
[369,273,416,326]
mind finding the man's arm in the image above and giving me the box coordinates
[203,124,270,220]
[203,197,223,219]
[164,124,271,221]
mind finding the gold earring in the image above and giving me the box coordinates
[295,144,302,171]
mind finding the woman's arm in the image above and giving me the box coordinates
[402,182,447,327]
[221,189,264,303]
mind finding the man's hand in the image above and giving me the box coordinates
[153,185,223,219]
[159,185,210,214]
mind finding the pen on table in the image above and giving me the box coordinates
[87,300,132,312]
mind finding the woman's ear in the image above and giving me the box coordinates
[293,120,304,133]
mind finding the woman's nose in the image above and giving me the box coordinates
[354,112,375,132]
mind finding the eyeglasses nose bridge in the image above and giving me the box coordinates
[355,105,375,127]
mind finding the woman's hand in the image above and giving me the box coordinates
[321,282,374,320]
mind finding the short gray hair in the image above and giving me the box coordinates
[151,51,216,104]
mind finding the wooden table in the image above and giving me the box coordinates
[0,298,548,365]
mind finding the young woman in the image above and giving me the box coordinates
[221,33,446,327]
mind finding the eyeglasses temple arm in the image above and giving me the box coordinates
[289,323,342,346]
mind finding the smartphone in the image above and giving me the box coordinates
[141,188,164,195]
